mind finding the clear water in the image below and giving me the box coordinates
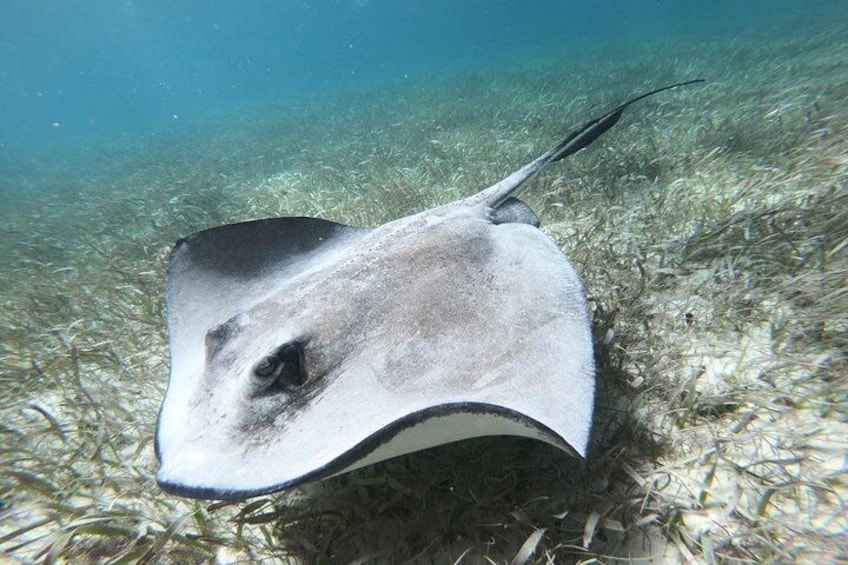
[0,0,836,184]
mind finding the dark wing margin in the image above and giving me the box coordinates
[164,217,369,370]
[166,216,368,283]
[157,402,575,501]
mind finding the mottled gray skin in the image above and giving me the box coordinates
[156,80,702,500]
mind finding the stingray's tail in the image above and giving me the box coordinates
[467,79,705,209]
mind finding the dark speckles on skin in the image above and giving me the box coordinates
[205,318,241,361]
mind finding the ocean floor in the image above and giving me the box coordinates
[1,21,846,565]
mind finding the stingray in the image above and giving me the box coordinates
[155,79,703,500]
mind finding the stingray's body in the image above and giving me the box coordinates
[156,80,702,500]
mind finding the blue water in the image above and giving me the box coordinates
[0,0,836,185]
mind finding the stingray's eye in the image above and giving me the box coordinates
[250,341,307,396]
[252,356,279,378]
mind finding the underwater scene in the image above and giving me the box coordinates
[1,1,846,563]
